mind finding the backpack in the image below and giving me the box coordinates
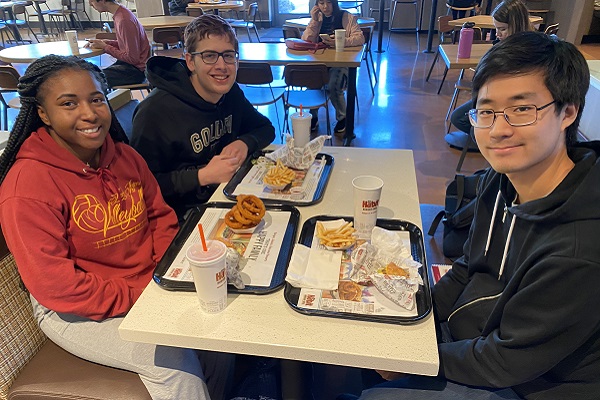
[428,169,487,259]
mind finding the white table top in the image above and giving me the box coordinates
[238,42,364,68]
[138,15,195,29]
[0,41,104,64]
[285,16,376,29]
[118,146,440,375]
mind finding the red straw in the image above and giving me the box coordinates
[198,223,207,251]
[300,104,303,117]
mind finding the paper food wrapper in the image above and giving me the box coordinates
[225,247,245,289]
[266,134,330,170]
[349,226,422,310]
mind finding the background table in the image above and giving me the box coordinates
[238,42,364,145]
[138,15,195,29]
[119,147,440,376]
[284,16,376,30]
[187,1,244,15]
[448,15,543,30]
[0,41,104,63]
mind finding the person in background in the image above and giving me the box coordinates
[347,31,600,400]
[446,0,481,19]
[86,0,150,88]
[450,0,533,136]
[169,0,194,16]
[0,55,234,399]
[302,0,364,136]
[130,14,275,221]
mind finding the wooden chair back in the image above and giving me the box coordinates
[284,63,329,90]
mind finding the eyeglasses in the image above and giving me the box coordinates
[189,50,239,65]
[468,100,556,129]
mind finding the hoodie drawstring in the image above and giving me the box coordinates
[484,191,502,256]
[498,214,516,280]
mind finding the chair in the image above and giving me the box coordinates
[445,77,471,133]
[523,0,550,28]
[544,22,559,35]
[48,0,85,34]
[0,231,152,400]
[108,88,140,140]
[0,66,20,131]
[228,2,260,42]
[73,0,92,27]
[186,6,204,17]
[236,62,285,142]
[282,24,301,39]
[283,63,331,139]
[426,16,454,91]
[445,1,476,19]
[112,81,152,98]
[368,0,390,27]
[9,4,39,43]
[361,26,377,95]
[152,26,183,53]
[388,0,418,46]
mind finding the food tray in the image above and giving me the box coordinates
[196,0,226,4]
[223,151,334,206]
[153,202,300,294]
[284,215,432,324]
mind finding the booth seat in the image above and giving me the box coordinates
[0,228,151,400]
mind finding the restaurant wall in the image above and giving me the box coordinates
[551,0,593,44]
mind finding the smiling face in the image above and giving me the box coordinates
[185,34,237,104]
[37,69,111,164]
[493,18,510,40]
[317,0,333,17]
[473,71,577,187]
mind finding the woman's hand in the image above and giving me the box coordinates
[321,35,335,47]
[310,5,322,21]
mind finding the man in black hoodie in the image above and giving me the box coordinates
[354,32,600,399]
[131,15,275,219]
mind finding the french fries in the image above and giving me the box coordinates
[316,221,357,249]
[263,160,296,186]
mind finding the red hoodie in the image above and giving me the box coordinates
[0,128,178,321]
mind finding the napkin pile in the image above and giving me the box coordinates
[266,134,330,170]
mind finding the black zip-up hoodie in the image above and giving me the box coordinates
[131,56,275,218]
[434,143,600,399]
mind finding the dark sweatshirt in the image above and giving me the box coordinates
[130,56,275,218]
[433,143,600,399]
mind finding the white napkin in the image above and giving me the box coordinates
[285,243,341,290]
[266,134,330,170]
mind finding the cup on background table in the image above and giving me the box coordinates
[65,30,79,54]
[352,175,384,239]
[186,240,228,313]
[290,111,311,147]
[335,29,346,52]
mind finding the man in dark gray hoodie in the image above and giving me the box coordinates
[353,32,600,400]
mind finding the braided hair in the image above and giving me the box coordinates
[0,55,129,184]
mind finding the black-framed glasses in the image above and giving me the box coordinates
[468,100,557,129]
[189,50,239,65]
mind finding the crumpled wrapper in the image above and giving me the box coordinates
[225,248,245,289]
[266,134,330,170]
[349,226,422,310]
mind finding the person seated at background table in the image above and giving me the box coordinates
[450,0,533,137]
[0,55,234,400]
[345,31,600,400]
[446,0,481,19]
[169,0,195,16]
[130,14,275,221]
[302,0,364,136]
[85,0,150,88]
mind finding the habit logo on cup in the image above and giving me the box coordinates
[362,199,379,209]
[215,268,226,287]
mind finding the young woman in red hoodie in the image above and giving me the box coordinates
[0,55,233,400]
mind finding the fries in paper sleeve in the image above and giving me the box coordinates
[263,159,296,188]
[316,220,357,250]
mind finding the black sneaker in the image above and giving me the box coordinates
[334,118,346,134]
[311,117,319,131]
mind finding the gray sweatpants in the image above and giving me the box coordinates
[31,296,235,400]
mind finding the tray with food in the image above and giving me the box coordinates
[153,198,300,294]
[283,215,432,324]
[223,150,334,206]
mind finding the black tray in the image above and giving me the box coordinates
[153,202,300,294]
[284,215,432,324]
[223,151,334,206]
